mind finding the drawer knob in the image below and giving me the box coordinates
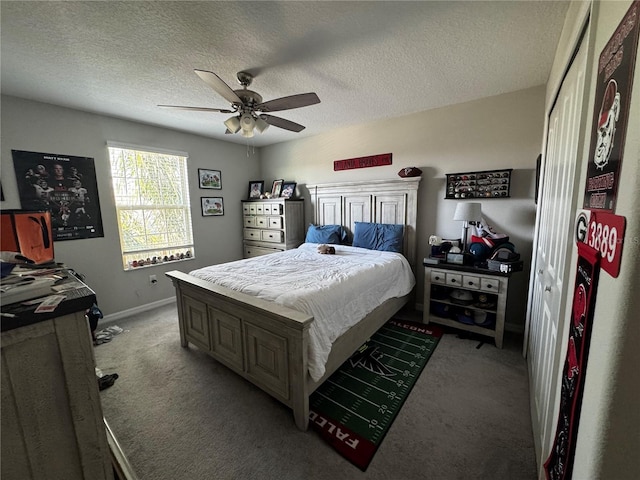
[451,279,456,283]
[545,285,552,292]
[468,281,474,286]
[486,284,493,289]
[435,276,440,281]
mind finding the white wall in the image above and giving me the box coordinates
[260,86,546,331]
[1,95,260,315]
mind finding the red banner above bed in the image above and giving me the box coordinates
[334,153,392,171]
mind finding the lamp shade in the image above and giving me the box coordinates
[240,113,255,138]
[453,202,482,222]
[255,116,270,133]
[224,116,241,133]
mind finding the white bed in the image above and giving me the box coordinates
[166,177,421,430]
[189,243,415,382]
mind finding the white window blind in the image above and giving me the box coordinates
[107,143,194,270]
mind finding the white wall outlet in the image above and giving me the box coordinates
[149,274,157,285]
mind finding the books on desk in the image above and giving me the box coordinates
[0,276,56,305]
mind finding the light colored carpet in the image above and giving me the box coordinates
[94,303,536,480]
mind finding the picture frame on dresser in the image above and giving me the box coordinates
[201,197,224,216]
[271,179,284,197]
[248,180,264,199]
[281,182,296,198]
[198,168,221,189]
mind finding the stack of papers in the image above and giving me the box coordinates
[0,276,56,305]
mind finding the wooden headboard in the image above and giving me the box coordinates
[306,178,421,269]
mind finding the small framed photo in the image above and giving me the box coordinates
[201,197,224,216]
[198,169,221,189]
[271,179,284,197]
[280,182,296,198]
[248,180,264,199]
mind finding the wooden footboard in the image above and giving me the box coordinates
[166,270,313,430]
[165,270,409,430]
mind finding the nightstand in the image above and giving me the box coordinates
[423,262,512,348]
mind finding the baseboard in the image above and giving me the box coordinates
[101,297,176,324]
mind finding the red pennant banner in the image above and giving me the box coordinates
[334,153,392,171]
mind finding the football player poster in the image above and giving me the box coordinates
[12,149,104,241]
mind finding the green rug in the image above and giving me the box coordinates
[309,319,442,470]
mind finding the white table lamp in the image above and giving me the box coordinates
[453,202,482,252]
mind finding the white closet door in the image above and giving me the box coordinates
[526,36,587,471]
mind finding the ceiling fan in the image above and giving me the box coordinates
[159,70,320,137]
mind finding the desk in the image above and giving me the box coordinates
[423,262,512,348]
[1,271,113,480]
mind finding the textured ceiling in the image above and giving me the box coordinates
[1,1,570,147]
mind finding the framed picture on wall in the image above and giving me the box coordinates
[11,149,105,241]
[198,169,221,189]
[201,197,224,216]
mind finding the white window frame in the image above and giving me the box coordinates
[107,142,195,270]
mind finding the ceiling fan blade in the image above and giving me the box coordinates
[256,93,320,112]
[158,105,234,113]
[260,114,305,132]
[194,69,243,105]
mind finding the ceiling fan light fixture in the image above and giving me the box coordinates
[162,69,319,136]
[224,116,241,133]
[240,113,255,132]
[255,117,270,133]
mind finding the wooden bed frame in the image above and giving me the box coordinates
[166,177,420,430]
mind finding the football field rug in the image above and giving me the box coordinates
[309,319,443,471]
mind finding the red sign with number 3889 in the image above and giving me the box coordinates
[584,211,626,277]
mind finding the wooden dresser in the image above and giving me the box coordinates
[241,198,305,258]
[1,273,114,480]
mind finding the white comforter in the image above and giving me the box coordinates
[189,243,415,381]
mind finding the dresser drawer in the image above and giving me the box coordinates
[268,216,283,229]
[480,277,501,293]
[445,273,463,287]
[244,245,283,258]
[261,230,284,243]
[248,203,257,215]
[243,229,261,241]
[270,203,283,215]
[462,275,481,289]
[256,204,265,215]
[430,270,446,285]
[255,216,268,228]
[242,204,252,215]
[243,216,256,228]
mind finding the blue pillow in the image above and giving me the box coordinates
[352,222,404,253]
[305,224,345,244]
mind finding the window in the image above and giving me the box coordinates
[107,143,194,270]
